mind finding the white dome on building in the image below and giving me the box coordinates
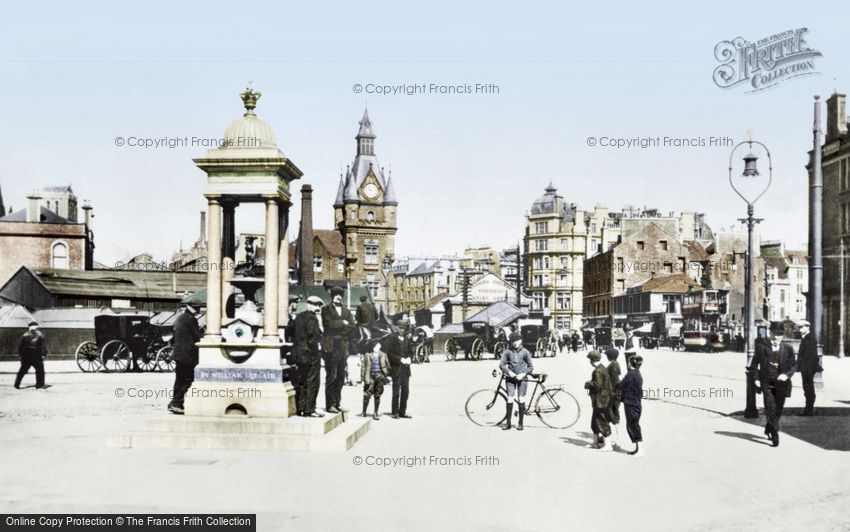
[220,88,277,149]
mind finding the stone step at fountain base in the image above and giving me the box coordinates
[108,413,371,452]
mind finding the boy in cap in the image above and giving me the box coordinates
[605,348,622,434]
[15,321,47,389]
[361,340,390,420]
[584,350,612,450]
[620,354,644,456]
[499,331,534,430]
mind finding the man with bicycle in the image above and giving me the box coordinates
[499,331,534,431]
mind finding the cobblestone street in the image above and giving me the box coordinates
[2,348,849,531]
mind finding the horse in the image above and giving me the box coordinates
[345,312,398,386]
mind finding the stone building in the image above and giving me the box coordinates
[332,108,398,309]
[761,240,808,323]
[523,184,621,331]
[815,91,850,355]
[584,221,702,324]
[0,187,94,285]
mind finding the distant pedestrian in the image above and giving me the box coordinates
[168,302,202,415]
[623,325,637,366]
[294,296,324,418]
[499,332,534,431]
[360,340,390,420]
[620,355,644,456]
[571,331,580,353]
[584,350,612,450]
[605,348,622,428]
[796,320,820,416]
[750,328,796,446]
[15,321,47,389]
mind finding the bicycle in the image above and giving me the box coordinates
[465,370,581,429]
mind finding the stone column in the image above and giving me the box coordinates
[206,198,223,339]
[264,198,279,339]
[278,205,290,335]
[221,202,236,319]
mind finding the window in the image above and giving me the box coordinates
[664,262,673,273]
[366,211,375,222]
[560,256,569,269]
[535,222,547,235]
[560,238,569,251]
[780,290,785,303]
[532,292,546,311]
[660,240,668,251]
[556,292,571,310]
[337,257,345,273]
[313,256,323,272]
[542,274,549,287]
[797,269,803,279]
[533,257,541,269]
[543,256,550,269]
[591,239,599,253]
[590,222,597,234]
[51,242,68,268]
[556,316,569,329]
[636,241,645,250]
[364,239,379,265]
[365,275,379,297]
[534,239,548,251]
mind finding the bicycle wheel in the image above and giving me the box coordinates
[465,389,507,427]
[535,387,581,429]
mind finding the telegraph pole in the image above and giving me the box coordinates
[810,96,824,365]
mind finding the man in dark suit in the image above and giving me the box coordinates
[355,294,378,331]
[383,319,414,419]
[584,350,612,450]
[620,355,644,456]
[294,296,324,417]
[796,320,820,416]
[321,286,354,414]
[750,329,796,446]
[15,321,47,389]
[168,302,202,415]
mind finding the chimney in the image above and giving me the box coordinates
[199,211,206,245]
[26,192,42,223]
[826,92,847,142]
[299,184,315,284]
[82,200,93,228]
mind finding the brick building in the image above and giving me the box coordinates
[814,91,850,355]
[584,221,700,324]
[0,187,94,285]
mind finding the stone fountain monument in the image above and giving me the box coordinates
[111,89,371,451]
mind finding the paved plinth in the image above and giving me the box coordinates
[1,349,849,531]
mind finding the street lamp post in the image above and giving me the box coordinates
[381,256,392,315]
[728,138,772,418]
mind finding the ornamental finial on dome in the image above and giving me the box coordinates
[240,87,262,116]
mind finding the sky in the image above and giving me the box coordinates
[0,1,847,266]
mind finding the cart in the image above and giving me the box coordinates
[74,313,172,372]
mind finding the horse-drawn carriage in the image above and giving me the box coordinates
[445,321,507,361]
[520,324,558,358]
[411,325,434,363]
[74,312,176,372]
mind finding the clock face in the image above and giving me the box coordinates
[363,183,379,200]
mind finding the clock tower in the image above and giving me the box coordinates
[333,108,398,310]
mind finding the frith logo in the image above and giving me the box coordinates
[713,28,822,92]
